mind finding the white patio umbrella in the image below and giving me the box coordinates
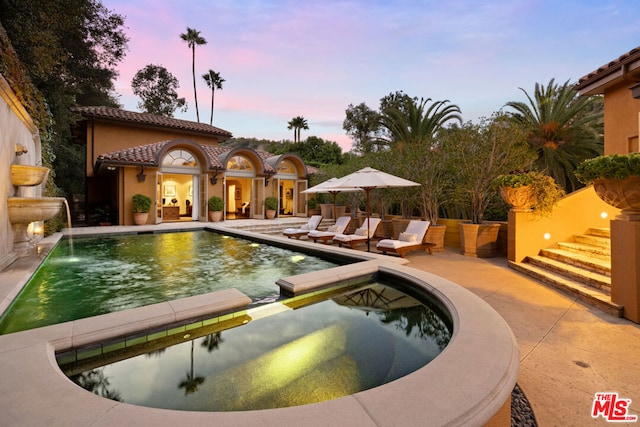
[301,178,362,219]
[328,167,420,251]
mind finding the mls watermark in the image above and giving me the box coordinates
[592,392,638,422]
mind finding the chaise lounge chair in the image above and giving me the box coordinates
[282,215,323,239]
[376,220,432,257]
[307,216,351,243]
[333,217,382,249]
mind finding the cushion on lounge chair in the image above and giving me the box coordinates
[308,216,351,238]
[283,215,323,236]
[376,220,431,252]
[334,218,381,243]
[399,232,417,242]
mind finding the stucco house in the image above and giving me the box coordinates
[575,46,640,154]
[72,106,313,225]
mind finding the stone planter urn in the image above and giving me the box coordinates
[266,210,276,219]
[593,176,640,219]
[499,186,535,212]
[458,222,501,258]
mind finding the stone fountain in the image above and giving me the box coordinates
[8,164,65,256]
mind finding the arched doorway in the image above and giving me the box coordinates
[225,154,262,219]
[273,157,308,217]
[157,148,202,222]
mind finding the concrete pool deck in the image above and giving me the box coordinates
[0,219,637,425]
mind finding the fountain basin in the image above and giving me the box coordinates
[10,165,50,186]
[8,197,65,224]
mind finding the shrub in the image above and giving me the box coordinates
[493,171,565,216]
[208,196,224,211]
[575,153,640,184]
[265,196,278,210]
[132,194,152,213]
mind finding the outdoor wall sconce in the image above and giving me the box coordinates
[106,166,116,171]
[15,144,28,156]
[210,171,219,185]
[137,166,146,182]
[264,178,270,186]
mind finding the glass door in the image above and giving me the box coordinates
[252,177,265,218]
[155,172,163,223]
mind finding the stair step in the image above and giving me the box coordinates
[540,248,611,276]
[556,241,611,260]
[573,234,611,249]
[588,227,610,238]
[508,261,623,318]
[527,255,611,291]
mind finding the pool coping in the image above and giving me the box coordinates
[0,224,519,426]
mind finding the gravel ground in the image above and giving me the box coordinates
[511,384,538,426]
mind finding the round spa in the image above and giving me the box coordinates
[59,281,453,412]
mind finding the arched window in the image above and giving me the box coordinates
[278,159,296,174]
[162,149,198,170]
[227,155,253,171]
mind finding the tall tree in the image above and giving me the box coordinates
[180,27,207,122]
[132,64,186,116]
[343,102,383,154]
[287,116,309,142]
[202,69,225,125]
[505,79,603,192]
[0,0,128,197]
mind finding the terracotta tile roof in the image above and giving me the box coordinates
[97,140,170,167]
[575,46,640,91]
[97,141,318,175]
[73,106,232,138]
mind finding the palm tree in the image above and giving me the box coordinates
[287,116,309,142]
[180,27,207,123]
[202,70,225,125]
[505,79,603,192]
[379,97,462,223]
[379,97,462,151]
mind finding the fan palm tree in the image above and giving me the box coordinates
[505,79,603,192]
[287,116,309,142]
[202,70,225,125]
[180,27,207,122]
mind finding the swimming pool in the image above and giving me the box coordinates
[60,281,452,411]
[0,231,340,334]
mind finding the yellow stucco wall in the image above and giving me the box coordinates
[508,186,620,262]
[603,82,640,155]
[85,121,225,177]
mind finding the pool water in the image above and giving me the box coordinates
[62,283,452,411]
[0,231,339,334]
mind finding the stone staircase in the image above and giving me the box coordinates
[509,228,623,317]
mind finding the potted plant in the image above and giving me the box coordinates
[575,153,640,217]
[442,114,536,257]
[493,171,564,215]
[132,194,152,225]
[208,196,224,222]
[265,196,278,219]
[92,205,116,226]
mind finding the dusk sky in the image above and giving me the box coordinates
[103,0,640,152]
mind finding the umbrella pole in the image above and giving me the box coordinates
[366,189,371,252]
[332,192,337,220]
